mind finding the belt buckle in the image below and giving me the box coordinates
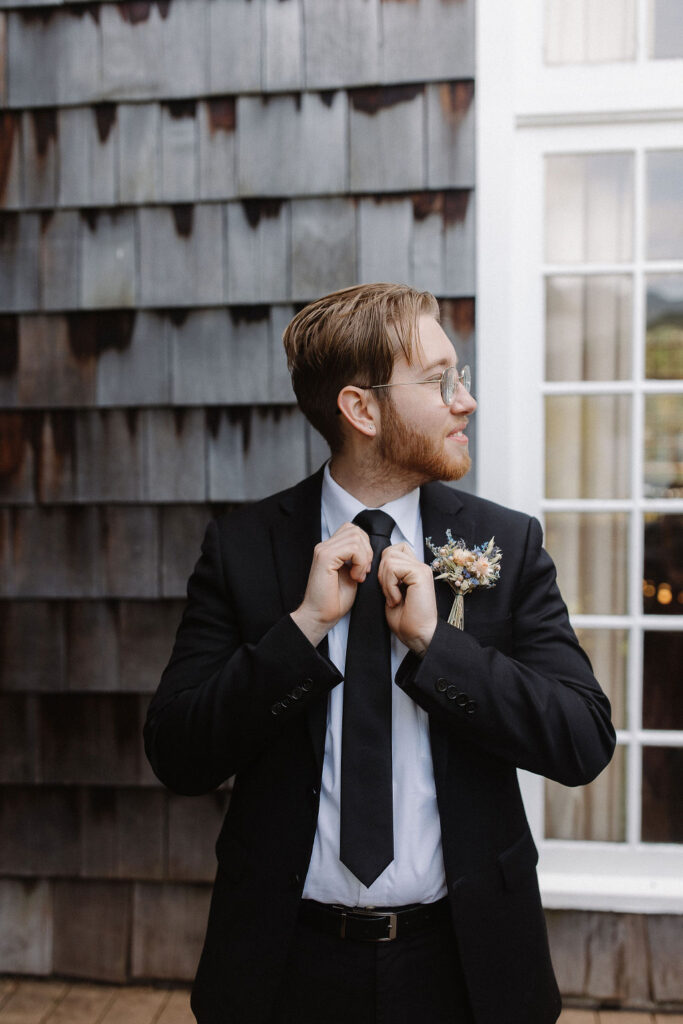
[340,906,398,942]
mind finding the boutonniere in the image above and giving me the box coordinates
[426,531,502,630]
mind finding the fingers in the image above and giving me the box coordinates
[378,544,432,607]
[314,522,373,582]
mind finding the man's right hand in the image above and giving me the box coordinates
[290,523,373,647]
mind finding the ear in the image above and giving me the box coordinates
[336,385,379,439]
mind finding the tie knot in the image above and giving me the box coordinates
[353,508,395,541]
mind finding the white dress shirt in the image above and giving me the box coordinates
[302,463,447,908]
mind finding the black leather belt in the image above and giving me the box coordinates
[298,897,450,942]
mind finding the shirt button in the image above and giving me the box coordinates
[436,678,448,693]
[446,684,459,700]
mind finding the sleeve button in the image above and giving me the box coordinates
[270,703,281,716]
[302,678,314,692]
[293,685,304,699]
[465,699,478,714]
[436,678,448,693]
[455,693,468,707]
[446,684,458,700]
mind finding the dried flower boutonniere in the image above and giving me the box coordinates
[426,531,502,630]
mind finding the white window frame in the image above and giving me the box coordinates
[477,0,683,913]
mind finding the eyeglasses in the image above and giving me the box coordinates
[362,365,471,407]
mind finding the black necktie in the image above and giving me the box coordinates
[340,508,395,887]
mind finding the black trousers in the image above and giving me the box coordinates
[270,907,475,1024]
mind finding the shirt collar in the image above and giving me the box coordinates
[321,461,421,549]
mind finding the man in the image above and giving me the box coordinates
[145,283,615,1024]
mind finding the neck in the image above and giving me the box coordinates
[328,451,426,507]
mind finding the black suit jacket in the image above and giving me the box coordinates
[144,468,615,1024]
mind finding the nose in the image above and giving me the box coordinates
[450,382,477,415]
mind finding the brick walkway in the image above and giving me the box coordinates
[1,980,681,1024]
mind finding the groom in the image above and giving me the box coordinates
[145,283,615,1024]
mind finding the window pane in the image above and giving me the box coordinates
[545,744,626,840]
[576,628,628,729]
[546,512,629,615]
[641,747,683,842]
[545,0,636,64]
[545,154,634,264]
[643,632,683,729]
[546,395,631,499]
[643,514,683,615]
[649,0,683,59]
[646,151,683,260]
[644,395,683,499]
[545,275,632,381]
[646,274,683,379]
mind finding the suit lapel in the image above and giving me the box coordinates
[270,467,329,773]
[419,482,471,789]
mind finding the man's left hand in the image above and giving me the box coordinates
[378,544,438,658]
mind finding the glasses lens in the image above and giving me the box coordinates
[440,366,471,404]
[441,368,456,405]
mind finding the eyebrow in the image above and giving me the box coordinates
[419,359,456,375]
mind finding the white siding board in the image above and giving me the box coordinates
[290,198,356,301]
[57,107,90,208]
[160,104,198,203]
[55,8,100,106]
[242,407,307,499]
[103,506,159,598]
[0,213,40,311]
[237,91,347,197]
[349,89,424,193]
[380,0,475,83]
[21,111,58,209]
[264,0,303,92]
[208,0,262,94]
[357,197,412,286]
[0,880,52,976]
[88,106,119,208]
[160,506,212,598]
[198,99,237,201]
[118,103,160,204]
[144,408,206,502]
[0,14,6,108]
[138,205,224,308]
[443,192,475,296]
[96,311,170,408]
[226,201,289,304]
[303,0,380,89]
[80,210,136,309]
[39,210,80,311]
[0,416,34,504]
[426,82,475,189]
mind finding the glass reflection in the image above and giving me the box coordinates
[643,514,683,615]
[545,0,636,64]
[644,395,683,499]
[576,628,627,729]
[545,275,632,381]
[546,512,629,615]
[649,0,683,60]
[643,632,683,730]
[546,744,625,841]
[546,395,631,499]
[647,151,683,260]
[545,154,634,264]
[646,275,683,380]
[641,747,683,843]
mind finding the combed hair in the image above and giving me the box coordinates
[282,283,440,453]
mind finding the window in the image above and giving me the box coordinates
[477,0,683,910]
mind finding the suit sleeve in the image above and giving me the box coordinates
[143,518,342,795]
[395,516,616,786]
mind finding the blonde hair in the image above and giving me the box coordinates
[282,283,439,452]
